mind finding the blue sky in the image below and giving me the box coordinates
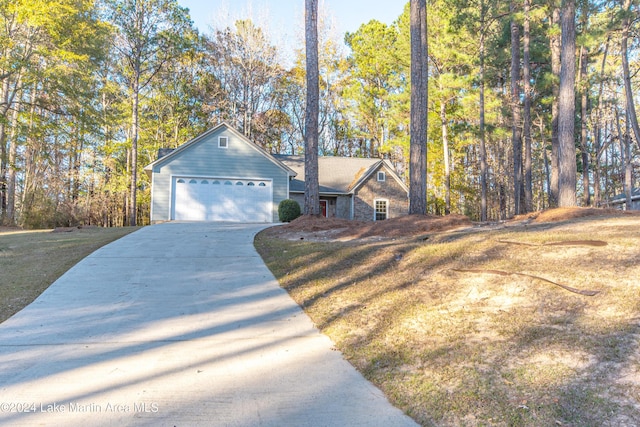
[177,0,407,36]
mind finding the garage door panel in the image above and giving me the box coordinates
[174,179,207,221]
[173,177,272,222]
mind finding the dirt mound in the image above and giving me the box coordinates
[529,207,640,223]
[268,214,472,241]
[336,214,471,239]
[264,208,638,242]
[277,215,360,233]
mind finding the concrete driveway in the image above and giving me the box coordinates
[0,222,417,426]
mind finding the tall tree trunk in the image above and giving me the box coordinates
[550,5,561,207]
[625,110,633,208]
[409,0,428,215]
[304,0,320,216]
[0,75,16,223]
[5,107,19,224]
[557,0,577,207]
[593,37,610,206]
[441,100,451,214]
[615,105,633,209]
[578,44,591,206]
[0,119,5,222]
[621,0,640,150]
[21,86,38,218]
[510,0,523,215]
[129,75,139,226]
[479,1,488,221]
[523,0,533,212]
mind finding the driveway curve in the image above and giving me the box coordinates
[0,222,417,426]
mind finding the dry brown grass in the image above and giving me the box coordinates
[0,226,139,322]
[256,209,640,426]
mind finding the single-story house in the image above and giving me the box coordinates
[144,122,409,223]
[273,155,409,221]
[609,188,640,210]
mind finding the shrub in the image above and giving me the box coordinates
[278,199,301,222]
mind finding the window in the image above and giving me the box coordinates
[377,171,386,182]
[236,181,243,186]
[218,136,228,148]
[374,199,388,221]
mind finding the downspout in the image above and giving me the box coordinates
[350,191,354,220]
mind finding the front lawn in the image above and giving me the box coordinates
[0,226,139,323]
[255,213,640,426]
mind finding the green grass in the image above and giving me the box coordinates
[0,226,139,322]
[255,216,640,426]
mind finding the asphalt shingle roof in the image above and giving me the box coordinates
[273,155,383,194]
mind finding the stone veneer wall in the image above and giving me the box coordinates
[353,167,409,221]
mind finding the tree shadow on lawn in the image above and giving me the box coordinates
[256,222,640,426]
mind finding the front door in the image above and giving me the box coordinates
[320,200,327,217]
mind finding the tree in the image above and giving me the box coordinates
[106,0,192,226]
[304,0,320,216]
[523,0,534,212]
[409,0,428,215]
[557,0,577,206]
[510,0,523,215]
[344,20,401,157]
[0,0,109,225]
[205,19,283,141]
[621,0,640,150]
[577,1,590,206]
[549,3,562,207]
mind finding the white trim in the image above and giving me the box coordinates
[348,161,409,195]
[218,136,228,148]
[377,171,386,182]
[150,168,156,221]
[319,199,329,217]
[373,198,389,221]
[144,122,297,178]
[350,195,354,220]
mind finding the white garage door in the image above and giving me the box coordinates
[172,177,272,222]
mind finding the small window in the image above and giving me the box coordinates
[212,180,220,185]
[177,178,185,183]
[224,181,232,185]
[189,179,197,184]
[374,199,388,221]
[247,182,255,186]
[219,136,228,148]
[377,171,386,182]
[236,181,243,186]
[259,182,266,187]
[201,180,208,184]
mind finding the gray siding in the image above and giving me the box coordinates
[150,127,290,222]
[288,193,305,212]
[336,196,352,219]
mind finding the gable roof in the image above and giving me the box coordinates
[274,155,408,195]
[144,122,296,177]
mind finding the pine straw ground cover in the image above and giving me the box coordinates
[0,226,139,323]
[255,208,640,426]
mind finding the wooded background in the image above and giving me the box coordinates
[0,0,638,228]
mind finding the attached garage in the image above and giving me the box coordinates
[145,122,295,223]
[172,177,272,222]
